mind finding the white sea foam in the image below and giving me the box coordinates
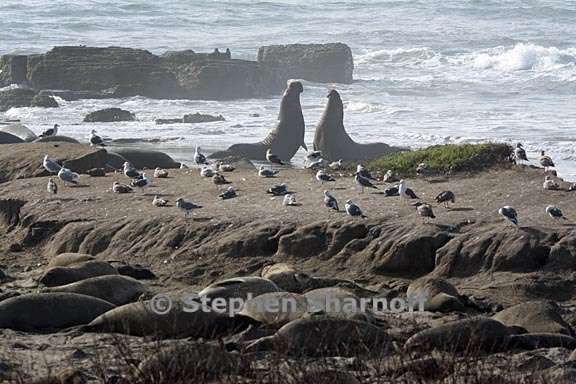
[472,43,576,72]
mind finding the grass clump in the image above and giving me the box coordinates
[368,143,512,176]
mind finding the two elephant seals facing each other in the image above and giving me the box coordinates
[210,81,307,162]
[313,89,403,162]
[0,293,115,331]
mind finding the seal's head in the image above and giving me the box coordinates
[327,89,341,100]
[287,80,304,94]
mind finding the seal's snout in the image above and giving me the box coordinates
[327,89,340,98]
[288,80,304,93]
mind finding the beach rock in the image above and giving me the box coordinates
[0,54,28,87]
[0,293,115,331]
[0,131,24,144]
[83,107,135,122]
[155,112,225,124]
[0,88,37,111]
[30,93,59,108]
[0,123,37,142]
[34,135,80,143]
[39,261,119,287]
[406,277,465,313]
[0,143,107,182]
[258,43,354,84]
[109,148,180,169]
[493,301,574,336]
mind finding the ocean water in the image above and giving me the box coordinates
[1,0,576,177]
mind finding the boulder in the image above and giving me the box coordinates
[0,55,28,87]
[258,43,354,84]
[0,131,24,144]
[30,93,59,108]
[0,123,38,142]
[155,113,225,125]
[0,88,37,111]
[109,148,180,169]
[0,143,107,182]
[83,107,135,123]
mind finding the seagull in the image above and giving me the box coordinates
[415,202,435,222]
[383,170,399,183]
[355,172,377,193]
[47,178,58,194]
[212,173,230,190]
[154,167,169,178]
[434,191,456,208]
[131,173,150,189]
[323,190,339,211]
[328,160,343,170]
[40,124,58,138]
[194,146,208,165]
[543,176,560,190]
[545,205,567,221]
[217,162,235,172]
[345,200,366,218]
[89,130,105,146]
[357,165,376,180]
[258,166,278,178]
[152,195,168,207]
[266,149,284,165]
[57,168,79,186]
[498,206,518,226]
[123,162,141,179]
[306,151,322,161]
[416,163,432,177]
[112,181,133,194]
[219,186,237,200]
[305,158,327,170]
[514,143,528,164]
[316,170,335,184]
[539,151,555,171]
[200,167,215,178]
[283,193,297,206]
[267,183,288,196]
[180,163,189,169]
[42,155,62,174]
[398,179,412,203]
[176,198,202,218]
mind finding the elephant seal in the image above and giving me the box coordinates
[40,261,119,287]
[493,301,574,336]
[104,151,128,170]
[0,131,24,144]
[313,90,403,162]
[46,275,146,306]
[261,263,310,292]
[210,81,307,162]
[404,317,519,353]
[406,277,465,313]
[110,148,180,169]
[34,135,80,143]
[138,342,246,382]
[237,292,308,327]
[84,300,251,339]
[199,276,281,311]
[506,333,576,350]
[245,317,390,357]
[304,287,363,318]
[0,293,115,331]
[0,123,37,142]
[48,253,95,268]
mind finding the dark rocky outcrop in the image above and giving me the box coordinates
[83,108,135,123]
[258,43,354,84]
[155,113,225,125]
[29,93,59,108]
[0,88,37,111]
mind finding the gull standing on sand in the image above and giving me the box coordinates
[200,167,215,178]
[355,172,377,193]
[40,124,58,138]
[514,143,528,164]
[113,181,133,194]
[283,193,297,206]
[212,173,230,190]
[539,151,555,171]
[545,205,567,221]
[42,155,62,174]
[176,198,202,217]
[305,157,327,170]
[329,160,343,170]
[47,178,57,194]
[58,168,79,186]
[543,176,560,190]
[123,162,141,179]
[219,186,237,200]
[357,165,376,181]
[259,166,278,178]
[416,202,435,222]
[154,167,169,178]
[345,200,366,218]
[152,195,168,207]
[498,206,518,226]
[267,183,288,196]
[435,191,455,208]
[398,179,412,203]
[194,146,208,165]
[266,149,284,165]
[324,190,339,211]
[316,169,335,184]
[89,130,105,146]
[131,173,150,190]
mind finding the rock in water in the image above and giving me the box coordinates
[30,93,59,108]
[210,80,307,162]
[83,108,135,122]
[0,293,115,331]
[313,90,403,162]
[0,88,37,111]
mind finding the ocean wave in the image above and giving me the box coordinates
[355,47,437,65]
[471,43,576,72]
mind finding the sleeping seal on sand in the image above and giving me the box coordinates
[313,90,403,161]
[40,260,119,287]
[210,81,307,162]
